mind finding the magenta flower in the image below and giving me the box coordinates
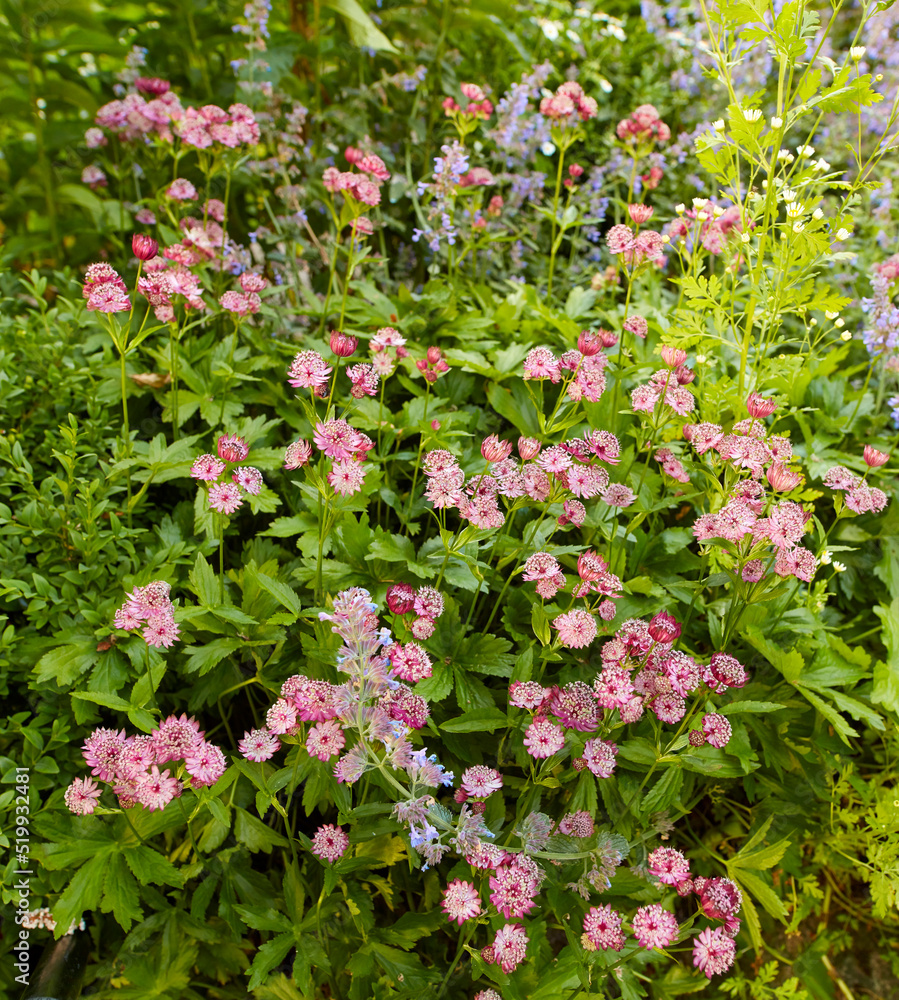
[64,777,103,816]
[441,879,482,925]
[184,742,227,787]
[266,699,298,735]
[239,728,280,762]
[488,863,540,920]
[190,454,226,481]
[702,713,732,749]
[693,926,737,977]
[311,824,349,863]
[284,439,313,469]
[632,904,679,949]
[389,643,433,683]
[583,904,626,951]
[232,467,263,495]
[582,738,618,778]
[328,459,367,496]
[488,923,530,974]
[82,727,127,781]
[287,350,332,389]
[648,847,691,886]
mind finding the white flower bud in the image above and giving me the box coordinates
[742,108,763,121]
[740,232,751,244]
[792,221,805,233]
[778,150,795,163]
[782,187,797,202]
[697,211,709,221]
[825,310,839,319]
[835,228,851,240]
[840,330,852,341]
[796,144,814,157]
[835,318,845,328]
[812,208,824,219]
[712,119,725,131]
[675,203,686,215]
[850,46,866,61]
[770,116,784,128]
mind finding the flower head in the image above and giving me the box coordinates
[311,823,350,863]
[441,879,482,925]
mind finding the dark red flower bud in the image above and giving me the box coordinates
[329,330,357,357]
[648,610,681,644]
[386,583,416,615]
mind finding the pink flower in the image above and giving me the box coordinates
[215,435,248,466]
[488,923,529,974]
[863,445,890,468]
[488,863,540,919]
[136,765,181,812]
[287,351,332,389]
[328,459,367,496]
[702,713,732,748]
[582,738,618,778]
[648,847,691,886]
[583,904,626,951]
[523,719,565,758]
[191,454,226,481]
[208,481,243,514]
[553,608,598,648]
[232,467,263,495]
[693,926,737,977]
[306,720,346,761]
[632,904,679,949]
[390,643,433,683]
[82,727,127,781]
[509,681,549,710]
[523,347,561,382]
[239,728,280,762]
[311,823,349,863]
[284,439,313,469]
[346,363,379,398]
[441,879,482,925]
[461,765,503,798]
[266,699,298,735]
[602,483,637,508]
[141,612,180,649]
[64,777,103,815]
[220,290,260,316]
[184,742,226,787]
[558,810,594,837]
[167,178,198,201]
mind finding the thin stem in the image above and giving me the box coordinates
[219,513,226,604]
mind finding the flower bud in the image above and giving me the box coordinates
[863,445,890,468]
[648,610,681,644]
[627,203,654,224]
[329,330,357,357]
[518,436,541,460]
[132,233,159,261]
[688,729,705,747]
[217,434,249,463]
[426,346,442,365]
[599,329,619,348]
[577,329,604,356]
[675,364,695,385]
[481,435,513,462]
[435,359,450,373]
[660,346,687,368]
[431,419,441,430]
[416,358,429,372]
[766,463,802,491]
[746,392,777,418]
[386,582,416,615]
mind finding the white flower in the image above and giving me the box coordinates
[675,203,685,215]
[782,187,798,202]
[742,108,763,122]
[835,318,845,328]
[812,208,824,220]
[778,150,795,162]
[814,157,831,171]
[825,310,840,320]
[820,550,832,565]
[786,202,805,217]
[697,211,709,221]
[712,119,725,131]
[770,116,784,128]
[833,561,847,573]
[692,197,709,210]
[840,330,852,341]
[740,232,751,244]
[792,221,805,233]
[835,228,851,241]
[796,144,814,157]
[850,46,866,61]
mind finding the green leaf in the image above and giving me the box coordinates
[742,626,803,682]
[233,904,292,933]
[234,807,289,853]
[249,566,303,617]
[872,598,899,715]
[122,845,185,887]
[100,852,143,931]
[441,707,508,732]
[189,552,220,607]
[182,637,243,675]
[729,867,787,921]
[52,854,107,939]
[247,932,296,990]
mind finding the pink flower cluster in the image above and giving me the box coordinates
[539,81,598,122]
[65,713,226,815]
[93,87,183,142]
[443,81,494,119]
[310,823,350,863]
[113,580,181,649]
[175,102,260,149]
[606,223,665,266]
[415,345,450,384]
[138,256,206,322]
[667,201,747,255]
[82,263,131,314]
[823,464,889,515]
[522,342,608,402]
[220,272,266,317]
[368,325,408,378]
[323,148,390,215]
[631,368,696,416]
[615,103,671,145]
[385,582,446,641]
[190,434,264,515]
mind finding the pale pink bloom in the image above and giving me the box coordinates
[523,719,565,758]
[167,178,198,201]
[314,419,359,460]
[489,863,540,919]
[648,847,691,886]
[191,454,225,481]
[697,877,742,928]
[411,617,435,640]
[184,742,227,787]
[287,351,332,389]
[488,923,529,974]
[693,926,737,977]
[522,552,562,582]
[553,608,598,648]
[142,612,181,649]
[82,727,127,781]
[442,879,482,925]
[64,777,103,815]
[558,810,594,837]
[82,165,107,189]
[461,765,503,798]
[311,823,349,863]
[152,713,204,763]
[582,738,618,778]
[328,459,367,496]
[239,728,280,762]
[509,681,549,710]
[218,434,250,463]
[136,765,181,812]
[558,499,586,527]
[284,439,313,469]
[523,346,561,382]
[266,698,298,735]
[232,467,263,495]
[208,482,243,514]
[306,720,346,761]
[413,586,444,620]
[390,643,433,683]
[347,363,379,398]
[602,483,637,508]
[624,315,649,339]
[220,290,260,316]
